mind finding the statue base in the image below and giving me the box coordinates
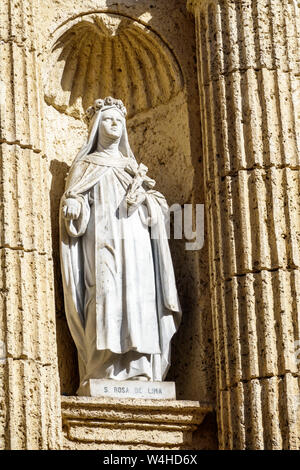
[77,379,176,400]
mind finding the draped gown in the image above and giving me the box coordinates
[60,152,181,390]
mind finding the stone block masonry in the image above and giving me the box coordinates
[188,0,300,449]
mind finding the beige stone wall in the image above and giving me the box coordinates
[189,0,300,450]
[2,0,299,451]
[61,397,215,450]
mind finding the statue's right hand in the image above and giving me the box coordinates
[62,198,81,220]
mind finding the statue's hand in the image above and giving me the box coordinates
[62,198,81,220]
[126,191,146,208]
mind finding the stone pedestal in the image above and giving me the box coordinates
[61,396,213,450]
[78,379,176,400]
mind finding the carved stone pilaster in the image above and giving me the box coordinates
[189,0,300,449]
[0,0,61,449]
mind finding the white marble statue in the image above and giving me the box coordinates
[60,97,181,392]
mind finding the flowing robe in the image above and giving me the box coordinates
[60,152,181,387]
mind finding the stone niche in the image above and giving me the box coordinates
[42,0,215,424]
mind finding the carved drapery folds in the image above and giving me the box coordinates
[45,13,184,119]
[189,0,300,449]
[0,0,61,449]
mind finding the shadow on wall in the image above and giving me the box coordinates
[50,159,80,395]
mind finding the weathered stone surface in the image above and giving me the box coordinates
[0,0,61,450]
[78,380,176,400]
[2,0,299,451]
[0,0,215,449]
[190,0,300,450]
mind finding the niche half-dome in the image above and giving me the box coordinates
[45,13,184,119]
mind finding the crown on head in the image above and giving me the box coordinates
[85,97,127,121]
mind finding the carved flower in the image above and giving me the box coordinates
[94,99,104,110]
[86,106,95,119]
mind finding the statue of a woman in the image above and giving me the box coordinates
[60,97,181,393]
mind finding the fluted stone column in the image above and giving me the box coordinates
[0,0,61,449]
[188,0,300,449]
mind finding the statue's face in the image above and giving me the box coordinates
[99,108,124,142]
